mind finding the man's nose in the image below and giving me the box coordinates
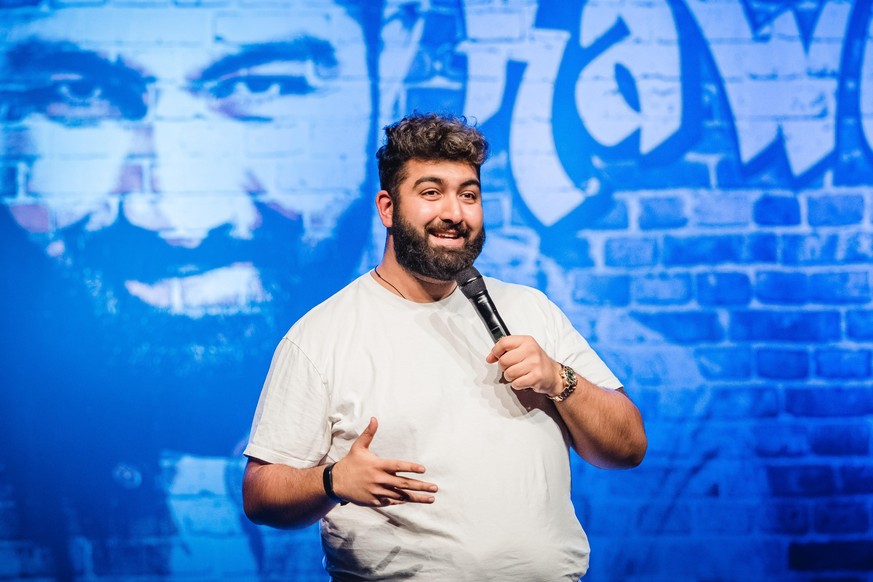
[122,86,260,248]
[437,193,464,225]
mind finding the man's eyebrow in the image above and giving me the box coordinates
[2,39,150,85]
[412,176,481,189]
[193,38,338,83]
[413,176,444,188]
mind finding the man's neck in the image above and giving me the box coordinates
[374,250,456,303]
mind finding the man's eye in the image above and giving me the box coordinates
[59,79,101,102]
[11,74,147,122]
[209,75,316,99]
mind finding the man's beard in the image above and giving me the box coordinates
[391,208,485,281]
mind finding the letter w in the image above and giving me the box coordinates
[685,0,851,177]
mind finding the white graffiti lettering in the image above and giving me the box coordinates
[577,0,682,154]
[684,0,851,176]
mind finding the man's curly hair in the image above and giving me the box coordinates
[376,113,489,199]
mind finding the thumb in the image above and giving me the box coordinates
[352,417,378,450]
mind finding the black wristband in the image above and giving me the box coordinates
[322,463,348,505]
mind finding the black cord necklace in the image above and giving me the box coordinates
[374,267,406,299]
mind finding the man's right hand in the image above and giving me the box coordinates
[330,417,438,507]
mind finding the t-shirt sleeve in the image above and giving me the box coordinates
[547,299,624,391]
[243,337,332,468]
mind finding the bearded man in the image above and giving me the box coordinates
[241,113,647,580]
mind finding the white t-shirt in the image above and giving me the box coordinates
[245,273,622,581]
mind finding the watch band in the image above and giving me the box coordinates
[548,364,578,402]
[322,462,348,505]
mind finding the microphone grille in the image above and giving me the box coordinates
[454,266,486,298]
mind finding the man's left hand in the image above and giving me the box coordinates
[486,335,562,398]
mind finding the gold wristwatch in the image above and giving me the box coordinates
[548,364,577,402]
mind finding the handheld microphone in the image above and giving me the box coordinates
[455,266,510,343]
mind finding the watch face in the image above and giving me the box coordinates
[563,366,577,387]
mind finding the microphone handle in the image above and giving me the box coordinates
[472,293,511,343]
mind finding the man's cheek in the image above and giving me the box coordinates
[11,122,132,233]
[8,203,53,234]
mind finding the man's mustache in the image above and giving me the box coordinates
[426,222,470,238]
[49,202,306,284]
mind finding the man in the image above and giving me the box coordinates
[0,0,381,576]
[243,113,647,580]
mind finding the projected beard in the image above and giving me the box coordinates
[391,205,485,281]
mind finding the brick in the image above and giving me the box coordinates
[809,423,871,455]
[781,233,840,265]
[605,237,658,267]
[843,233,873,263]
[693,502,755,534]
[694,193,753,226]
[786,387,873,417]
[0,542,62,578]
[632,311,724,343]
[695,347,753,380]
[696,272,751,305]
[847,310,873,340]
[543,237,594,268]
[754,424,809,457]
[707,385,779,417]
[814,349,872,379]
[606,465,678,497]
[755,271,808,304]
[663,234,776,265]
[756,502,810,535]
[169,497,243,535]
[646,538,784,578]
[587,200,629,230]
[258,525,324,578]
[766,464,836,497]
[808,194,865,226]
[584,503,635,535]
[636,503,692,534]
[91,540,172,576]
[464,5,528,41]
[756,348,809,379]
[810,271,872,304]
[572,274,630,306]
[639,197,687,230]
[814,501,870,534]
[0,498,19,535]
[841,465,873,494]
[632,273,692,305]
[754,194,801,225]
[730,310,840,342]
[788,541,873,571]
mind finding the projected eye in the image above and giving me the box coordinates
[14,73,147,123]
[197,60,339,118]
[0,42,150,123]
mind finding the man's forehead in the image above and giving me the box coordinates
[403,159,481,185]
[5,4,364,71]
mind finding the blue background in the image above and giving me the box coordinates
[2,0,872,579]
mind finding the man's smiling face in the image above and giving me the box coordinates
[388,159,485,281]
[1,3,373,360]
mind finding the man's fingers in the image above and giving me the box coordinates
[368,486,435,506]
[385,460,427,474]
[352,416,379,450]
[388,475,438,494]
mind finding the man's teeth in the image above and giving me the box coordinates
[125,263,269,317]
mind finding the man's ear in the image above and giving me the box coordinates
[376,190,394,228]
